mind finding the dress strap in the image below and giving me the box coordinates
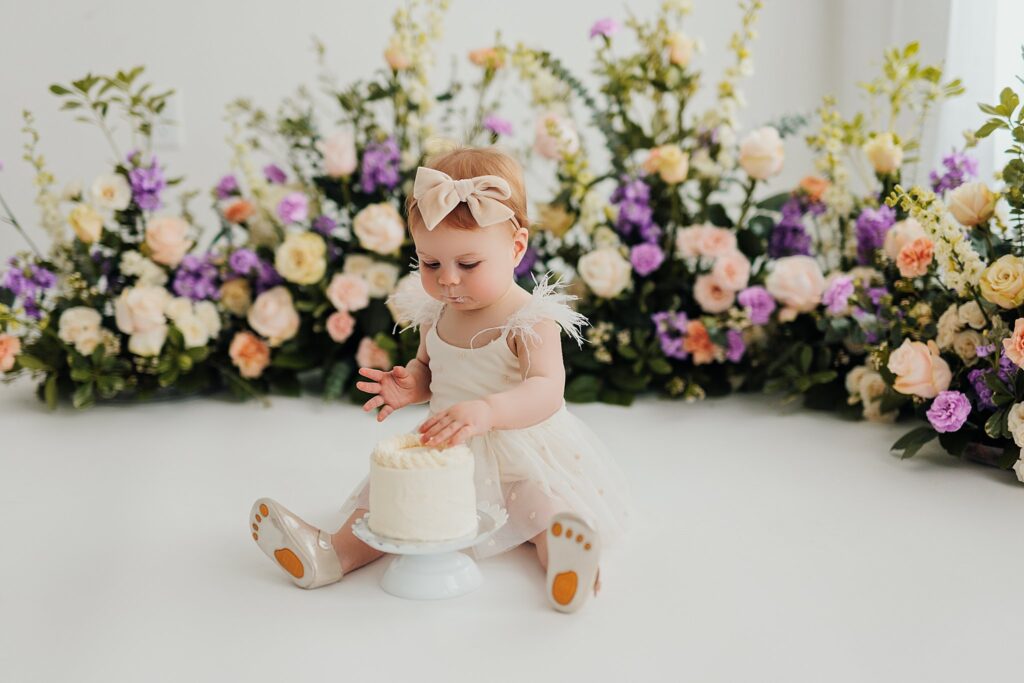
[386,270,443,333]
[504,272,588,349]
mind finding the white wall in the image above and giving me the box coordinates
[1,0,969,261]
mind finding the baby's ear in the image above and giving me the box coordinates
[512,226,530,263]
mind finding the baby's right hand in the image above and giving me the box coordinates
[357,365,418,422]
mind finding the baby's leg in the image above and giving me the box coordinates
[330,508,385,574]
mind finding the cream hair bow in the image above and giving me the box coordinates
[412,166,517,231]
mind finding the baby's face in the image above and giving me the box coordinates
[414,220,529,311]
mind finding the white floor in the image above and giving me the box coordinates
[1,381,1022,682]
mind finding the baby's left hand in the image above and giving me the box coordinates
[419,400,493,447]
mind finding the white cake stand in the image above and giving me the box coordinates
[352,504,508,600]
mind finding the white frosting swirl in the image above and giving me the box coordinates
[372,433,473,470]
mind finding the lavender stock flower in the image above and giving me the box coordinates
[172,254,220,301]
[360,138,401,194]
[930,150,978,194]
[652,311,688,360]
[215,174,239,199]
[854,205,896,264]
[128,157,167,211]
[483,115,514,136]
[264,164,287,184]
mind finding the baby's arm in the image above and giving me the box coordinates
[358,324,433,422]
[419,320,565,444]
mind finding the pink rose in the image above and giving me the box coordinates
[711,250,751,291]
[229,331,270,379]
[356,337,393,370]
[326,310,356,343]
[0,334,21,372]
[326,273,371,312]
[145,216,192,267]
[675,224,737,260]
[765,255,826,321]
[534,112,580,160]
[887,339,952,399]
[247,286,300,347]
[693,274,736,313]
[317,131,358,178]
[1003,318,1024,369]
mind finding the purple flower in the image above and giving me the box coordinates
[998,353,1018,384]
[725,329,746,362]
[630,243,664,276]
[968,368,996,410]
[589,18,620,39]
[975,344,996,358]
[483,114,514,136]
[926,390,971,433]
[313,215,337,237]
[228,248,261,276]
[128,157,167,211]
[264,164,287,184]
[172,254,220,301]
[930,150,978,194]
[612,176,658,241]
[360,138,401,194]
[256,261,283,292]
[652,311,689,360]
[514,247,538,278]
[277,192,309,224]
[215,174,239,199]
[854,205,896,264]
[737,286,776,325]
[822,275,855,314]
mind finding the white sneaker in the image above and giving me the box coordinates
[250,498,344,589]
[545,512,601,613]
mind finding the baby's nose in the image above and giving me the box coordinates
[438,267,460,286]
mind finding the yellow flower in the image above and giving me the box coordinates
[980,254,1024,309]
[536,203,576,238]
[642,144,689,184]
[275,232,327,285]
[68,203,104,244]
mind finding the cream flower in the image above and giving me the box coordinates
[952,329,984,366]
[115,286,170,335]
[1007,403,1024,448]
[365,262,400,298]
[194,300,222,340]
[578,247,632,299]
[326,273,371,312]
[957,300,986,330]
[948,181,996,227]
[343,254,376,278]
[863,132,903,174]
[219,279,252,317]
[354,204,405,255]
[68,204,104,244]
[90,173,131,211]
[128,326,168,357]
[666,31,695,67]
[247,286,300,347]
[58,307,103,355]
[936,304,961,350]
[739,127,784,180]
[275,232,327,285]
[317,130,358,178]
[145,216,192,267]
[765,256,826,321]
[980,254,1024,309]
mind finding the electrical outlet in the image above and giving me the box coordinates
[153,92,184,151]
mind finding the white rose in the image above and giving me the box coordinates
[247,286,300,347]
[952,329,984,366]
[845,365,870,398]
[145,216,192,267]
[194,301,222,339]
[859,370,897,422]
[863,132,903,174]
[738,127,784,180]
[578,247,632,299]
[765,255,826,320]
[936,304,961,350]
[1014,456,1024,484]
[957,300,987,330]
[353,204,405,255]
[1008,403,1024,448]
[275,232,327,285]
[343,254,376,277]
[317,130,358,177]
[882,218,926,262]
[164,297,194,325]
[174,313,210,349]
[115,286,170,335]
[90,173,131,211]
[120,251,168,287]
[365,262,400,298]
[534,112,580,160]
[58,307,103,355]
[592,226,622,250]
[128,326,168,357]
[948,181,996,227]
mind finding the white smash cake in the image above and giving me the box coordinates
[368,433,478,542]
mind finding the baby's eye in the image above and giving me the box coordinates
[422,261,440,270]
[459,262,481,270]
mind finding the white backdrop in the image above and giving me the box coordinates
[0,0,1002,261]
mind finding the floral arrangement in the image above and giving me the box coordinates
[0,68,227,407]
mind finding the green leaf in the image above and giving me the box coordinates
[890,426,937,459]
[565,375,601,403]
[16,354,50,371]
[72,382,95,409]
[49,84,72,95]
[648,358,672,375]
[755,192,790,212]
[985,408,1008,439]
[1000,87,1020,116]
[44,374,58,410]
[324,362,351,401]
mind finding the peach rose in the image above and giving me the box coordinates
[711,250,751,291]
[765,255,826,321]
[886,339,952,399]
[229,331,270,379]
[468,47,504,69]
[683,320,716,365]
[326,310,356,343]
[326,273,371,312]
[666,31,695,67]
[896,237,934,278]
[0,333,21,372]
[948,181,996,227]
[693,274,736,313]
[384,39,411,71]
[799,176,830,202]
[223,199,255,224]
[353,204,405,255]
[247,286,300,347]
[882,218,926,262]
[697,226,738,258]
[356,337,393,371]
[1003,318,1024,369]
[145,216,192,267]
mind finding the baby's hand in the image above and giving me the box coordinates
[419,400,493,447]
[357,365,419,422]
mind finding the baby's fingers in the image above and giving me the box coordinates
[356,380,381,394]
[363,395,385,412]
[358,367,384,381]
[425,420,461,447]
[377,405,395,422]
[420,415,453,443]
[449,425,473,446]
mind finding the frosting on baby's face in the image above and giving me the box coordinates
[414,219,529,311]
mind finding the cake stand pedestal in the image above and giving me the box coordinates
[352,504,508,600]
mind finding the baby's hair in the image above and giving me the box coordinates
[406,146,530,233]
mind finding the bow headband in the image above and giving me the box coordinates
[411,166,519,231]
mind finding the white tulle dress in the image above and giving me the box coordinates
[339,275,634,559]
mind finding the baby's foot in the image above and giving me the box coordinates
[250,498,343,589]
[545,512,601,614]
